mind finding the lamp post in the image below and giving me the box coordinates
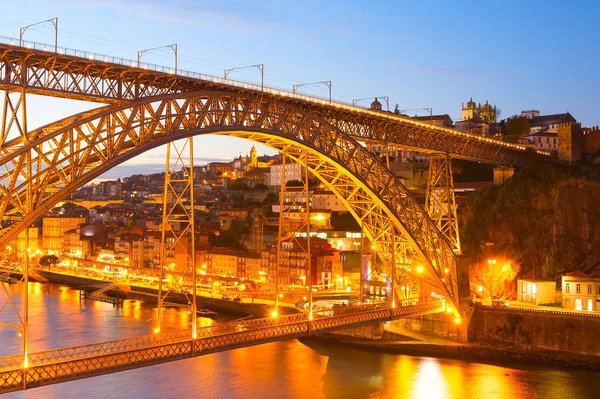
[20,17,58,52]
[224,64,264,90]
[293,81,332,103]
[352,96,390,111]
[138,44,178,74]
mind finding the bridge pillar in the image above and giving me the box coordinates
[1,87,32,374]
[275,149,312,317]
[157,138,197,338]
[493,166,514,185]
[425,154,460,254]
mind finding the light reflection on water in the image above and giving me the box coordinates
[2,283,600,399]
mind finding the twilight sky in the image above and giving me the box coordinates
[1,0,599,180]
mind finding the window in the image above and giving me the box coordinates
[589,285,593,294]
[597,285,600,295]
[565,283,570,293]
[576,284,581,293]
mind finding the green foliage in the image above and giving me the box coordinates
[505,116,531,138]
[230,179,250,191]
[252,183,268,191]
[461,161,570,262]
[211,220,247,249]
[331,212,360,231]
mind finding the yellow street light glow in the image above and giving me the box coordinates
[454,317,461,324]
[371,244,376,250]
[279,293,283,298]
[416,266,423,273]
[446,306,452,313]
[154,328,160,333]
[444,268,449,273]
[270,311,278,317]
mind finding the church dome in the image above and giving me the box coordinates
[465,97,476,108]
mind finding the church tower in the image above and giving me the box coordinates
[250,145,258,168]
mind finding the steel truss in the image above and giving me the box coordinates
[425,154,461,254]
[0,43,538,166]
[0,300,446,393]
[0,92,460,317]
[274,150,312,314]
[157,138,196,337]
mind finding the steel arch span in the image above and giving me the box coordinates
[0,91,459,313]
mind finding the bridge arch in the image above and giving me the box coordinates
[0,91,458,311]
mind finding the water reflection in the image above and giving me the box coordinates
[2,283,600,399]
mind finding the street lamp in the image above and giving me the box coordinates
[293,81,332,103]
[224,64,264,90]
[20,17,58,52]
[352,96,390,111]
[138,44,178,74]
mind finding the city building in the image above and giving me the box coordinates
[461,99,498,124]
[311,190,346,212]
[517,279,557,305]
[268,162,304,187]
[411,114,454,128]
[521,110,576,133]
[561,271,600,311]
[42,215,87,253]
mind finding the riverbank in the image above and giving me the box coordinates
[303,330,600,371]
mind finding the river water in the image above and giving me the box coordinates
[1,282,599,399]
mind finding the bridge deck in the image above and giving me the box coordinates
[0,35,546,166]
[0,300,445,393]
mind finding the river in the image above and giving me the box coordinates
[1,282,599,399]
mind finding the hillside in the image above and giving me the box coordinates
[460,162,600,280]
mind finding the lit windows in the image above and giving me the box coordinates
[576,284,581,293]
[565,283,570,293]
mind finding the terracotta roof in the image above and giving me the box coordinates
[529,112,576,127]
[565,271,588,278]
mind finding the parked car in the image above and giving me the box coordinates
[222,294,230,300]
[233,296,242,302]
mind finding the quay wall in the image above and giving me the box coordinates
[468,306,600,356]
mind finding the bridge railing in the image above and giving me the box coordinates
[0,301,445,372]
[0,312,310,371]
[0,36,540,155]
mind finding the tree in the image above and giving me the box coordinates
[230,179,249,192]
[252,183,268,191]
[286,180,303,187]
[506,116,531,137]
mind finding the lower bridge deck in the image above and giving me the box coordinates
[0,300,446,393]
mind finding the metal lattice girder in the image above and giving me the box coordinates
[426,154,461,254]
[0,300,446,393]
[0,43,542,166]
[0,92,460,314]
[157,138,196,334]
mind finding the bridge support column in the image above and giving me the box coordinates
[425,154,460,254]
[157,138,196,337]
[275,149,312,317]
[1,87,32,376]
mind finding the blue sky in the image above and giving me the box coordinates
[1,0,599,180]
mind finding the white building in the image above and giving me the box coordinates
[528,132,557,152]
[562,271,600,311]
[517,279,557,305]
[311,190,347,212]
[268,162,304,187]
